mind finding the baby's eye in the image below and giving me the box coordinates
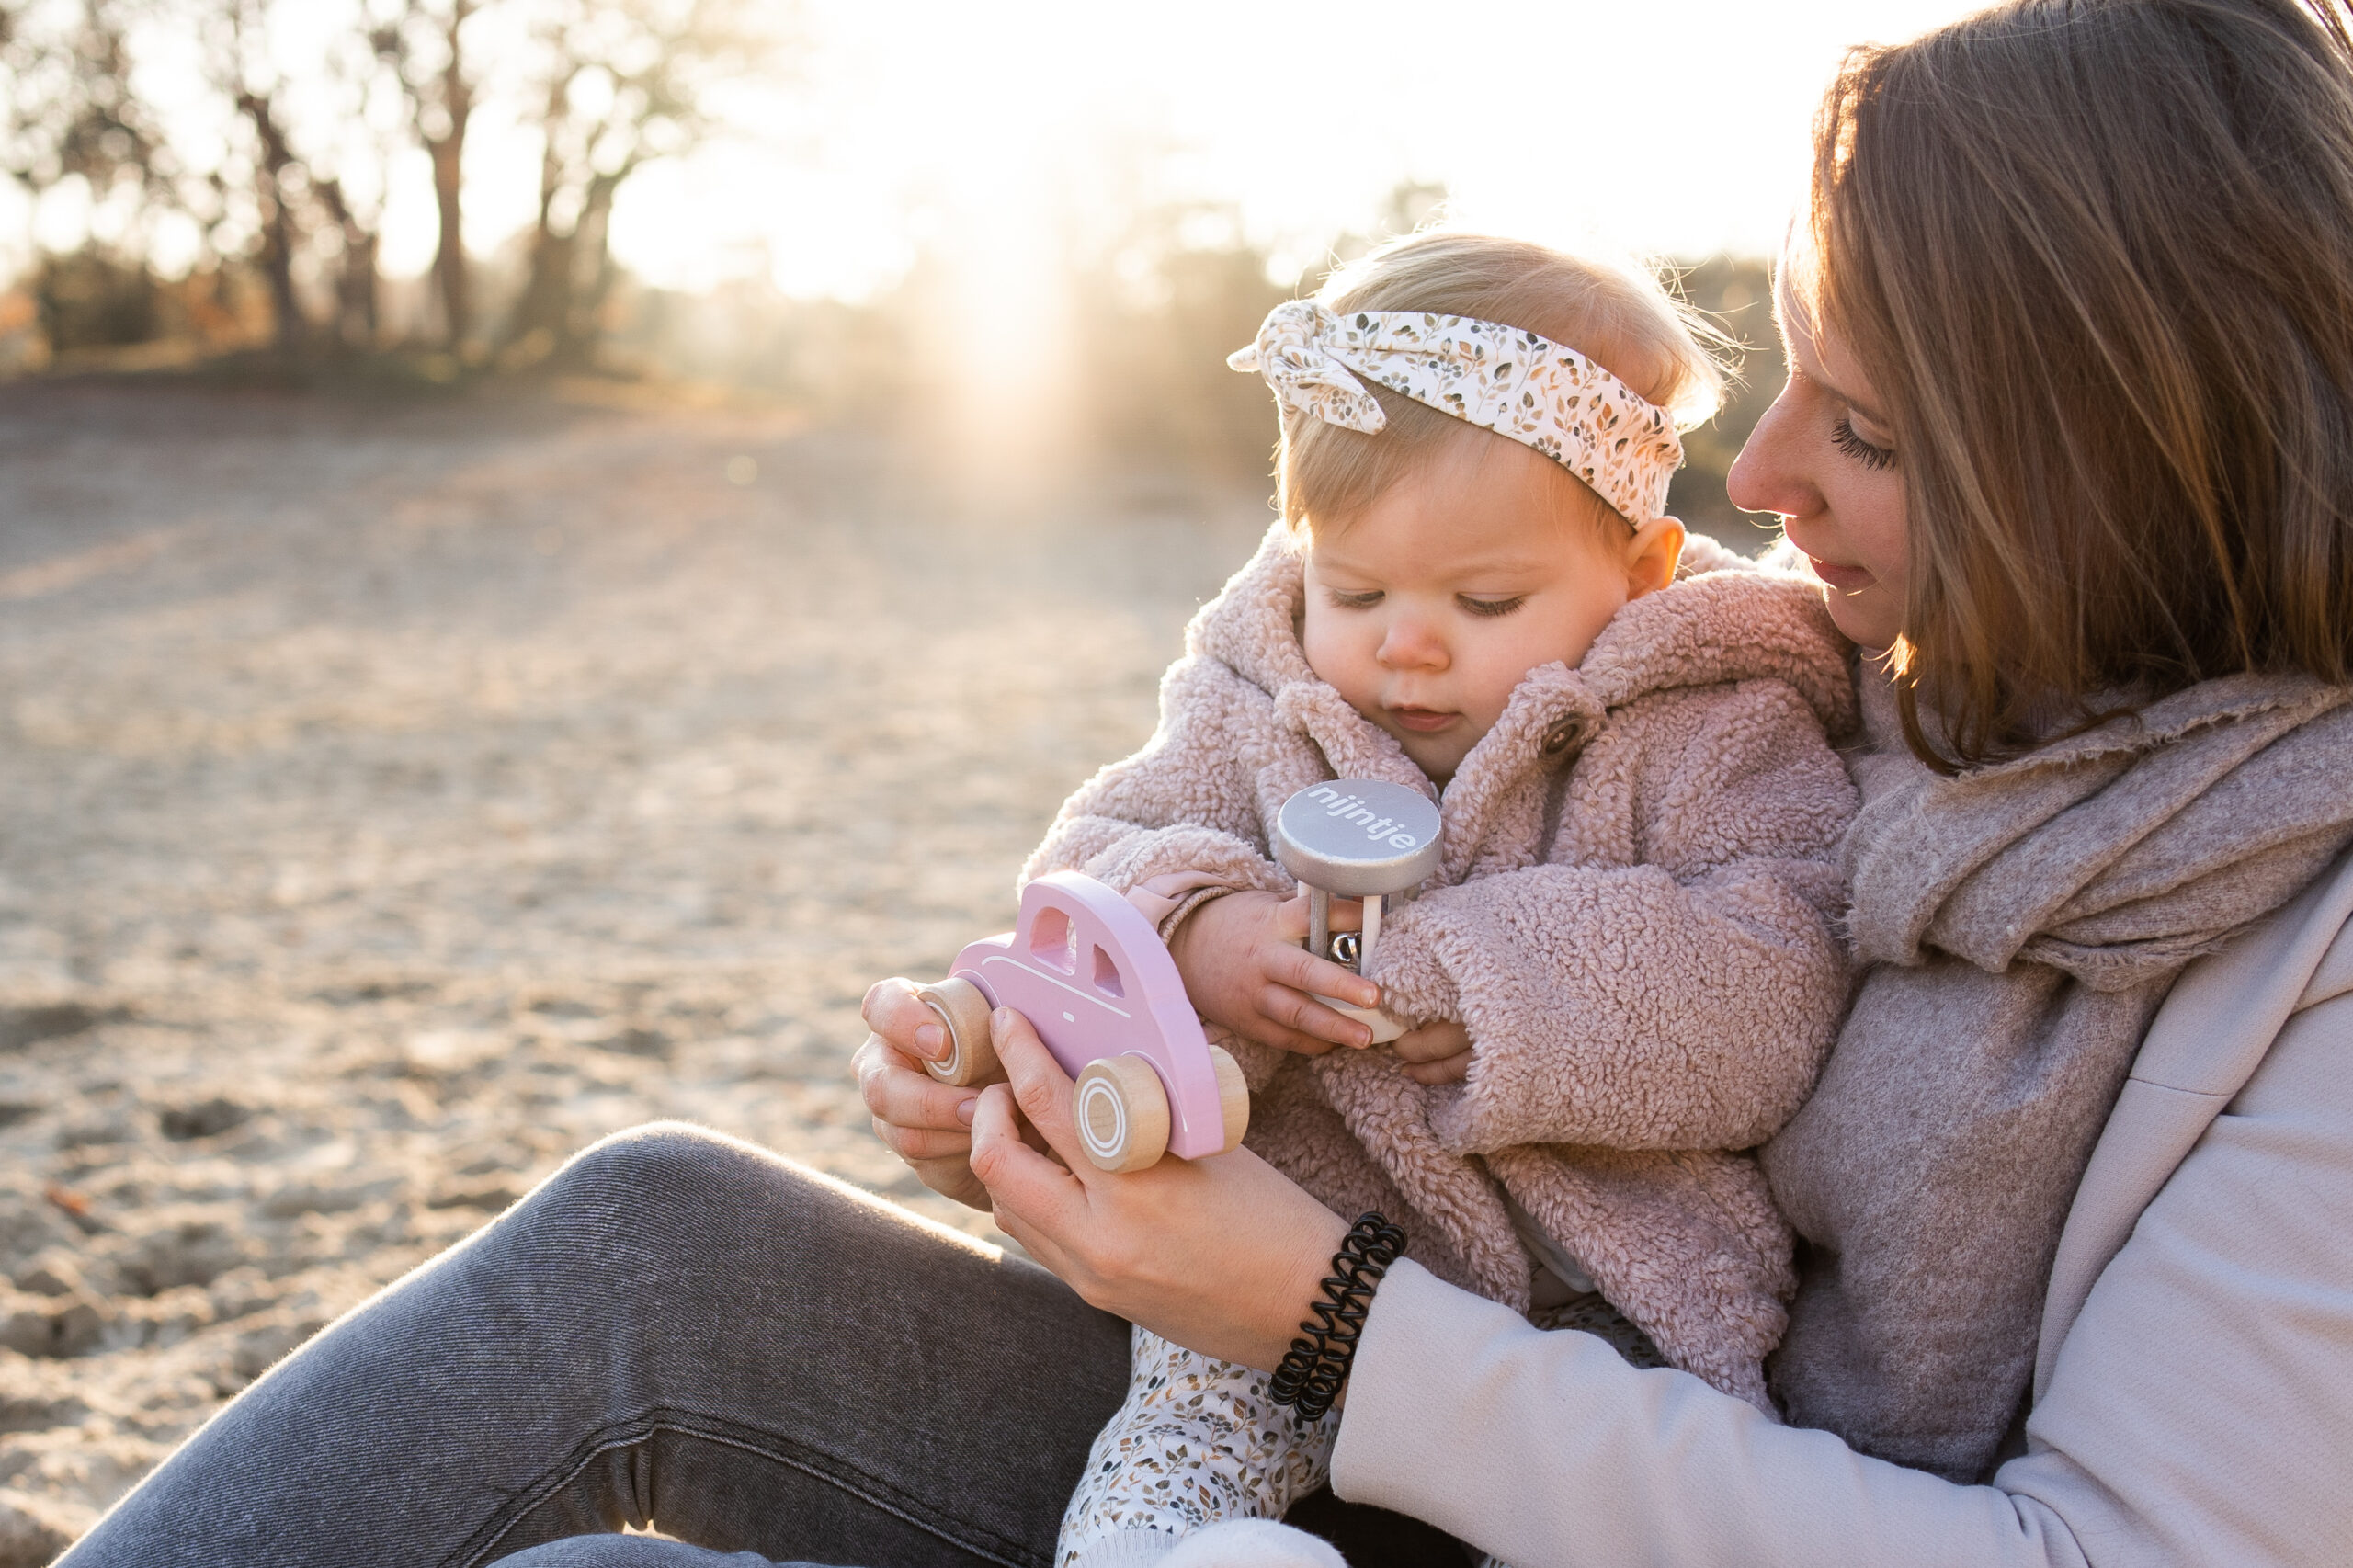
[1325,588,1384,609]
[1457,595,1526,618]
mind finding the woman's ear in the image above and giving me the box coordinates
[1623,517,1686,598]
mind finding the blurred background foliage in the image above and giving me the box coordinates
[0,0,1780,540]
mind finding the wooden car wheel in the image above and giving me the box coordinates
[914,978,998,1086]
[1074,1054,1171,1173]
[1207,1043,1249,1153]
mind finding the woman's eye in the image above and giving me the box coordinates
[1458,595,1526,618]
[1325,589,1383,609]
[1830,415,1897,472]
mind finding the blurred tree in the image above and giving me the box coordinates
[30,244,154,347]
[1667,256,1779,546]
[501,0,789,369]
[1,0,174,209]
[1072,202,1290,488]
[375,0,483,348]
[206,0,312,352]
[198,0,403,354]
[1,0,182,344]
[307,17,411,350]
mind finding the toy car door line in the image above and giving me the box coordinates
[913,871,1247,1173]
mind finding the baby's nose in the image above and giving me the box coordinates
[1377,617,1449,669]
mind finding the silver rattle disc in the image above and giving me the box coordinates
[1274,778,1443,898]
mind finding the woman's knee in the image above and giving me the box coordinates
[529,1121,779,1209]
[495,1121,878,1276]
[489,1536,789,1568]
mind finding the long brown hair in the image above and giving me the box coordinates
[1810,0,2353,768]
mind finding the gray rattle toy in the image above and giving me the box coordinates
[1272,778,1443,1043]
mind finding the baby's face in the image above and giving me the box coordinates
[1301,435,1678,785]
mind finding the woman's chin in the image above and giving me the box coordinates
[1820,588,1902,653]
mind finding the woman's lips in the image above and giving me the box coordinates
[1806,555,1877,595]
[1387,707,1458,734]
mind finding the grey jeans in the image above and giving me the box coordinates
[60,1123,1134,1568]
[60,1123,1466,1568]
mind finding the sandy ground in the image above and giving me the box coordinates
[0,380,1267,1563]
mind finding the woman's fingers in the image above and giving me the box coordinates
[968,1083,1079,1275]
[851,1024,991,1209]
[860,976,951,1062]
[968,1022,1094,1248]
[987,1008,1096,1174]
[853,1032,981,1133]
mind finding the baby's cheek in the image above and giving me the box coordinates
[1299,604,1369,706]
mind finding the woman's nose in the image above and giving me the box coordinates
[1726,386,1821,521]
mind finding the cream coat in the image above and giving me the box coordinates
[1328,821,2353,1566]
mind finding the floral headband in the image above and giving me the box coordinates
[1228,299,1685,526]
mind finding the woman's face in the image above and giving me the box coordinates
[1727,266,1912,651]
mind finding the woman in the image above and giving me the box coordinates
[58,1,2353,1563]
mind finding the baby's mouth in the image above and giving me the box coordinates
[1386,706,1458,734]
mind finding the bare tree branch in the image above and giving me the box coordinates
[506,0,792,366]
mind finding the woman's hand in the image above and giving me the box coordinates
[971,1006,1348,1371]
[853,978,989,1210]
[1168,890,1381,1054]
[1392,1020,1473,1085]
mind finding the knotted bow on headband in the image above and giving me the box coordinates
[1229,299,1685,526]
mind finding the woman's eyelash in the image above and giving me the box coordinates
[1831,416,1897,472]
[1458,596,1525,618]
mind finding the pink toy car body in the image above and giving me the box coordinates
[944,871,1233,1160]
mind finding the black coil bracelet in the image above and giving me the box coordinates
[1267,1212,1407,1422]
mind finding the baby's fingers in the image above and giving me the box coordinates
[1258,983,1373,1050]
[1394,1021,1472,1085]
[1391,1020,1471,1063]
[1262,939,1379,1013]
[1401,1054,1472,1085]
[1270,892,1362,939]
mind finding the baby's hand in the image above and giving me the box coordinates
[1393,1020,1473,1085]
[1166,890,1380,1054]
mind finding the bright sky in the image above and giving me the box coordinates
[3,0,1986,301]
[572,0,1987,301]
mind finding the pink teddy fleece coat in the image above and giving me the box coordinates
[1024,525,1859,1404]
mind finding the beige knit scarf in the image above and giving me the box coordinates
[1761,666,2353,1480]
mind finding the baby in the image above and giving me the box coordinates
[1037,232,1859,1568]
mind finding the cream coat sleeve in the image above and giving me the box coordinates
[1328,937,2353,1567]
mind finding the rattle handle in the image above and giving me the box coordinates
[1308,886,1331,962]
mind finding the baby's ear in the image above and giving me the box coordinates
[1623,516,1686,598]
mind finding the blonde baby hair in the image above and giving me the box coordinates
[1275,231,1729,534]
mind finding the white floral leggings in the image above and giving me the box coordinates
[1055,1326,1339,1568]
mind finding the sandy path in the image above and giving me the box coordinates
[0,381,1263,1562]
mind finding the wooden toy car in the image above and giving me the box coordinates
[913,871,1248,1173]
